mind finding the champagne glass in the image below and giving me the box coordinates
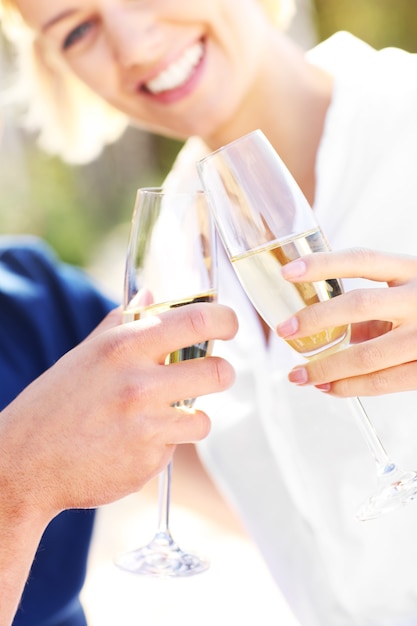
[115,187,217,575]
[197,129,417,521]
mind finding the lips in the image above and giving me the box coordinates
[142,40,204,96]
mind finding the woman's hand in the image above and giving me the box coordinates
[276,247,417,397]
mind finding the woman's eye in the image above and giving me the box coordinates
[63,22,93,50]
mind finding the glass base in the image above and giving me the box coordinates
[115,531,209,577]
[356,465,417,521]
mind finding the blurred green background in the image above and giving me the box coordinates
[0,0,416,290]
[314,0,417,52]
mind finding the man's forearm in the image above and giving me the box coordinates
[0,508,45,626]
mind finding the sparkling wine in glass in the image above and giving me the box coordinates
[197,129,417,521]
[115,188,217,575]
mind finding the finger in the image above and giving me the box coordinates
[123,302,238,362]
[161,407,212,444]
[162,356,236,405]
[281,248,417,286]
[322,361,417,397]
[349,320,392,343]
[126,355,235,413]
[276,285,415,341]
[288,324,417,387]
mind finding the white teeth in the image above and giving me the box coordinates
[145,42,204,94]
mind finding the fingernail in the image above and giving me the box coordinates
[288,367,308,385]
[281,260,307,279]
[277,316,299,337]
[315,383,331,393]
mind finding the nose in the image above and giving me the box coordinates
[103,6,165,68]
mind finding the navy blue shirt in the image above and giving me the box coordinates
[0,237,116,626]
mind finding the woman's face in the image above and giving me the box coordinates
[14,0,272,141]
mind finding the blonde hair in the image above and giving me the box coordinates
[0,0,295,164]
[260,0,295,27]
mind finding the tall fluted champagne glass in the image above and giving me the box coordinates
[197,129,417,521]
[115,188,217,575]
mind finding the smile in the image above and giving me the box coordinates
[143,40,205,95]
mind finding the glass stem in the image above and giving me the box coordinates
[347,397,395,476]
[156,460,172,534]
